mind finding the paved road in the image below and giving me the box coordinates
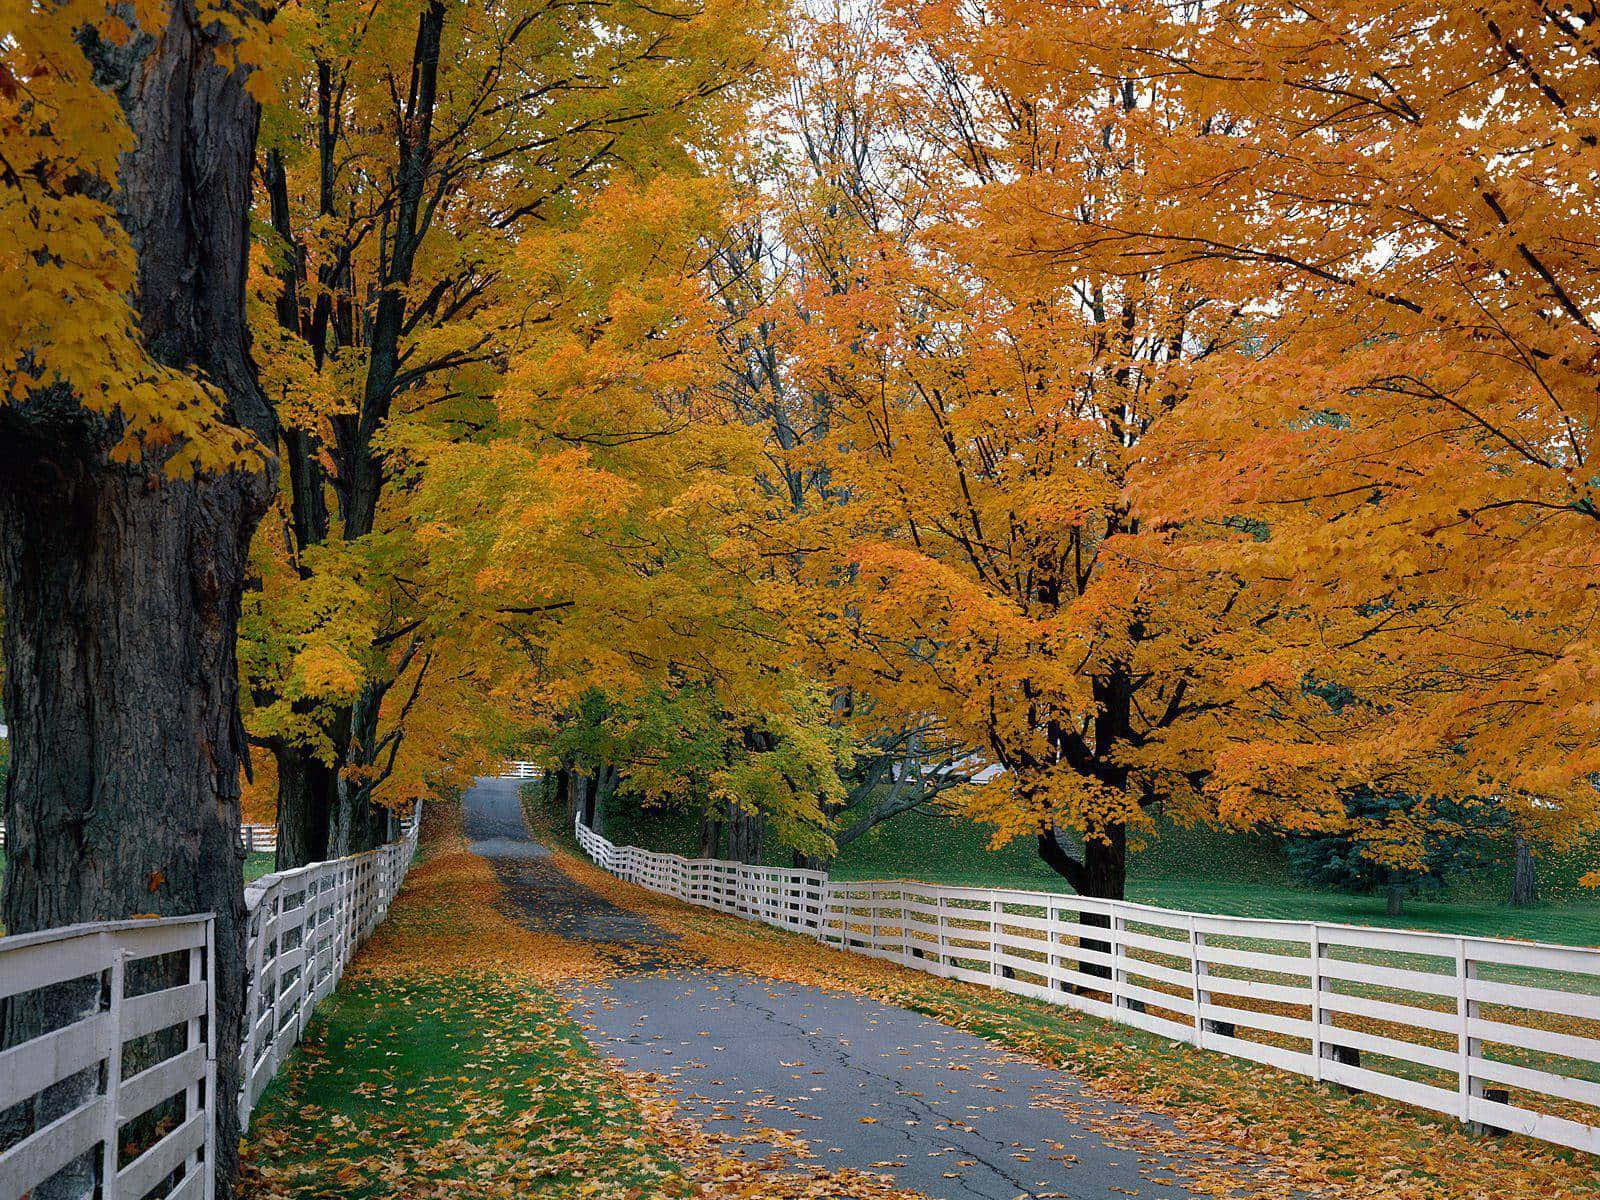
[465,776,673,949]
[464,778,1224,1200]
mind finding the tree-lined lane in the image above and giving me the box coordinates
[462,778,1227,1200]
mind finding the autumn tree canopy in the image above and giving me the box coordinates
[1124,0,1600,879]
[9,0,1597,913]
[368,0,1600,896]
[239,0,774,865]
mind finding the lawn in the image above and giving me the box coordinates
[243,973,690,1199]
[588,798,1600,946]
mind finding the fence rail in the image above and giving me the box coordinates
[237,816,419,1130]
[576,819,1600,1157]
[240,825,277,854]
[0,816,419,1199]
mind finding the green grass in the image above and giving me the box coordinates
[586,797,1600,946]
[833,806,1600,945]
[245,973,689,1198]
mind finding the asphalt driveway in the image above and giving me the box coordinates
[463,777,1232,1200]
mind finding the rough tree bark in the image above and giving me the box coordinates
[1510,833,1539,907]
[698,813,724,858]
[728,808,766,865]
[0,4,273,1196]
[552,763,578,827]
[573,764,616,836]
[273,747,335,869]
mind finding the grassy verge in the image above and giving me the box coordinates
[243,800,922,1200]
[241,804,685,1199]
[243,973,690,1199]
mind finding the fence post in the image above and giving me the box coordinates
[204,917,218,1200]
[315,867,330,999]
[185,937,207,1191]
[988,898,1000,977]
[101,948,128,1199]
[1457,937,1476,1125]
[267,888,284,1078]
[937,895,948,974]
[243,892,270,1130]
[1309,922,1324,1081]
[1111,910,1126,1009]
[1188,917,1205,1048]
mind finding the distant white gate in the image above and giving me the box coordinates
[576,819,1600,1158]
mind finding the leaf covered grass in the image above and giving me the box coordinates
[242,815,685,1198]
[242,807,924,1199]
[243,973,691,1199]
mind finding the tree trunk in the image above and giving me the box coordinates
[551,764,568,816]
[579,771,599,829]
[273,746,335,869]
[1038,824,1127,900]
[588,764,617,838]
[1082,827,1128,899]
[1038,825,1127,988]
[1386,879,1406,916]
[0,6,271,1197]
[1510,833,1539,907]
[326,682,390,857]
[555,764,579,827]
[728,809,766,864]
[697,813,723,858]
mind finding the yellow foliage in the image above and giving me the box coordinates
[1,0,268,473]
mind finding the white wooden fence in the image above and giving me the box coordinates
[576,819,1600,1157]
[239,825,277,854]
[0,917,217,1200]
[0,816,419,1200]
[237,815,419,1129]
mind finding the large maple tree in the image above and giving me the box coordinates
[1,0,274,1186]
[743,0,1252,897]
[1119,1,1600,869]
